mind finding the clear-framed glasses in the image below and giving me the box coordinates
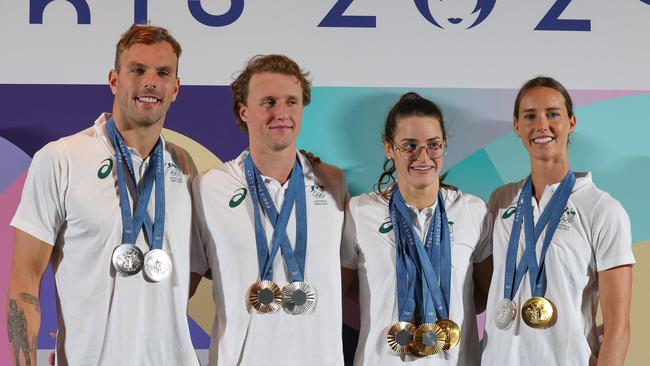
[390,139,447,160]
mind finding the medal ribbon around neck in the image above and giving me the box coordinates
[390,189,451,323]
[503,171,575,300]
[244,153,307,283]
[523,171,575,297]
[389,195,418,323]
[106,119,165,250]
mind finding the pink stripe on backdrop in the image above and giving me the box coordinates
[1,170,27,364]
[572,90,648,108]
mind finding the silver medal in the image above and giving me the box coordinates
[112,243,144,276]
[495,298,517,330]
[143,249,173,282]
[282,282,317,315]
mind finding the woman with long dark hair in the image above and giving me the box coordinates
[341,92,491,365]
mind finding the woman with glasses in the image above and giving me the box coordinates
[341,92,491,365]
[480,77,634,365]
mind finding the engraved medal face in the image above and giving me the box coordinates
[143,249,172,282]
[247,280,283,313]
[522,297,556,329]
[112,243,144,276]
[412,323,446,356]
[282,281,317,315]
[386,322,416,354]
[435,318,461,350]
[495,298,518,330]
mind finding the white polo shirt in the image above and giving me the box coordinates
[191,150,348,366]
[11,113,200,366]
[481,172,635,366]
[340,188,488,366]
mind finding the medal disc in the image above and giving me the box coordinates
[435,318,460,350]
[143,249,172,282]
[411,323,447,356]
[522,297,556,328]
[112,243,144,276]
[282,282,317,315]
[495,298,517,330]
[386,322,416,354]
[247,280,283,313]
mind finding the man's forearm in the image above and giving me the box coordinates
[7,291,41,365]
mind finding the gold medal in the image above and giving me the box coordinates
[386,322,416,354]
[435,318,460,350]
[246,280,282,313]
[521,297,556,328]
[411,322,446,356]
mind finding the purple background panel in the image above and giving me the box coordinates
[0,84,248,161]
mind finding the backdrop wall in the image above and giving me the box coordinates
[1,1,649,364]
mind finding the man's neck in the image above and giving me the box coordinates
[530,158,570,203]
[111,116,163,159]
[249,144,297,185]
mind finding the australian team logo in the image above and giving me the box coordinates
[229,188,247,208]
[558,206,576,231]
[165,162,183,183]
[379,217,393,234]
[311,183,328,206]
[414,0,496,29]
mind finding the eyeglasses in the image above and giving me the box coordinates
[390,139,447,160]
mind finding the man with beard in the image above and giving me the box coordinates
[7,24,199,366]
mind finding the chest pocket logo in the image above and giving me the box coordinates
[311,183,328,206]
[229,188,247,208]
[97,158,113,179]
[378,217,393,234]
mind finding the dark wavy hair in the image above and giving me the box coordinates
[376,92,456,200]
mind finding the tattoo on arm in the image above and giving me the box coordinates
[7,298,34,366]
[19,293,40,313]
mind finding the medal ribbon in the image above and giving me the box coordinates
[523,171,575,297]
[244,153,308,283]
[503,171,575,300]
[106,119,165,250]
[389,195,418,323]
[391,189,451,323]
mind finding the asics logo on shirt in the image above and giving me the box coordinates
[229,188,247,208]
[97,158,113,179]
[502,206,516,219]
[378,217,393,234]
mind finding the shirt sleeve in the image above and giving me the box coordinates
[10,141,69,245]
[340,198,359,270]
[468,195,490,263]
[592,195,635,271]
[190,174,211,275]
[474,190,498,263]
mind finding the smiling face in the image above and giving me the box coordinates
[514,86,576,164]
[109,41,180,128]
[384,115,446,192]
[239,72,304,152]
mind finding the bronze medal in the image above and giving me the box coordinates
[386,322,416,354]
[246,280,282,314]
